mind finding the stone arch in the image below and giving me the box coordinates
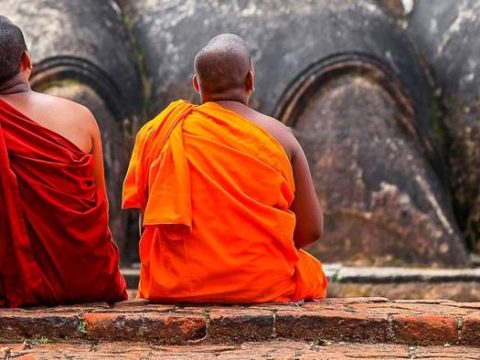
[273,54,469,266]
[30,56,127,121]
[274,53,414,132]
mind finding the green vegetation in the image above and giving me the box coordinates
[121,13,152,123]
[430,94,449,145]
[77,320,87,334]
[31,337,49,345]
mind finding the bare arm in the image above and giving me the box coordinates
[139,211,144,236]
[290,140,324,249]
[89,112,109,214]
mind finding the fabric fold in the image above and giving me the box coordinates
[0,98,126,307]
[123,100,327,303]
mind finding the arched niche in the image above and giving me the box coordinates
[274,55,469,267]
[1,0,142,116]
[30,56,128,121]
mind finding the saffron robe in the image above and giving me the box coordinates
[0,98,127,307]
[123,100,327,303]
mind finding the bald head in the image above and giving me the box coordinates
[0,16,27,85]
[194,34,252,95]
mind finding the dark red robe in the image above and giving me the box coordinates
[0,98,127,307]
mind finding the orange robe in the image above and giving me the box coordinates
[123,100,327,303]
[0,98,127,307]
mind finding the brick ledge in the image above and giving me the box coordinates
[1,297,480,346]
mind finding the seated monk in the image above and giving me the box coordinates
[123,33,328,303]
[0,17,127,307]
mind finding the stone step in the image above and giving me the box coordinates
[122,266,480,301]
[2,340,480,359]
[1,298,479,347]
[121,265,480,287]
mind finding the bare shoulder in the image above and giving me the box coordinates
[217,101,300,159]
[27,92,99,153]
[248,109,299,160]
[33,92,97,128]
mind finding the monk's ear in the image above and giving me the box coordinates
[246,69,255,93]
[21,51,33,77]
[192,74,200,94]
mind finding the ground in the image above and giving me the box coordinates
[3,341,480,359]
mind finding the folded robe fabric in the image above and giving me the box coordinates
[0,98,127,307]
[123,100,327,303]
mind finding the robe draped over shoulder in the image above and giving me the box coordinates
[0,98,127,307]
[123,100,327,303]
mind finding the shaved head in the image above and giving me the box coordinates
[0,16,27,85]
[194,33,252,94]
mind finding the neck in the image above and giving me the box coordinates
[0,74,31,96]
[202,89,249,105]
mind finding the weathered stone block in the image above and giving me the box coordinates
[0,313,81,341]
[460,313,480,346]
[275,310,389,343]
[390,315,458,345]
[82,312,206,343]
[207,308,274,344]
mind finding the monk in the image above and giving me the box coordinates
[123,33,327,303]
[0,17,127,307]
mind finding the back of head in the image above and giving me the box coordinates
[0,16,27,85]
[194,33,252,95]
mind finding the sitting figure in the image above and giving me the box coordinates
[123,33,327,303]
[0,17,127,307]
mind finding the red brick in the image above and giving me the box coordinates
[323,297,390,304]
[0,312,82,341]
[394,299,454,304]
[460,312,480,346]
[275,309,389,343]
[207,308,274,343]
[391,315,458,344]
[25,303,111,313]
[82,312,206,343]
[0,298,479,346]
[93,303,175,313]
[443,302,480,311]
[393,303,470,316]
[111,299,150,307]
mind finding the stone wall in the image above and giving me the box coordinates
[1,0,478,267]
